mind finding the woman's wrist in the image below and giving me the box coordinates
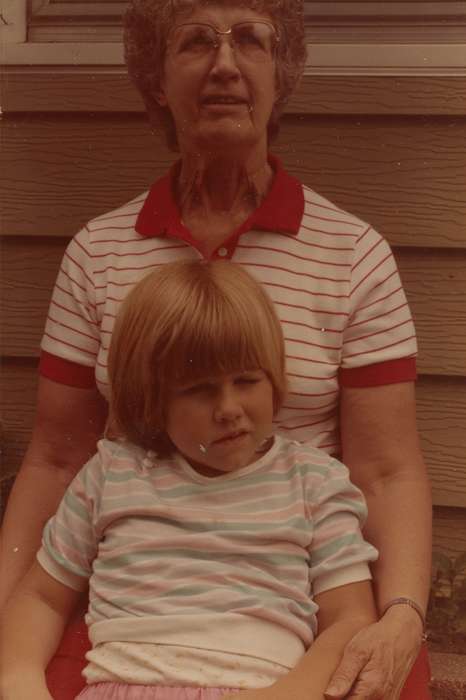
[381,597,426,631]
[380,599,427,641]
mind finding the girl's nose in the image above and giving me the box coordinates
[213,387,243,422]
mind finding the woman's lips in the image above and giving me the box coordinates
[202,95,247,105]
[201,96,248,112]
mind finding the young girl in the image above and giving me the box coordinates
[1,261,378,700]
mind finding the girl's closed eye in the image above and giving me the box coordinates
[179,382,214,395]
[235,374,261,385]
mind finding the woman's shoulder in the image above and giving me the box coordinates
[72,191,150,249]
[301,183,368,228]
[299,183,384,247]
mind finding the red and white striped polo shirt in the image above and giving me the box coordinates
[40,156,417,454]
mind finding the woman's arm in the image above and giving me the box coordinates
[0,376,107,608]
[0,562,81,700]
[341,381,431,611]
[325,381,431,698]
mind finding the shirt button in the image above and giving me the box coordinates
[218,247,228,257]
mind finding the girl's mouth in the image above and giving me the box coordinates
[213,430,248,445]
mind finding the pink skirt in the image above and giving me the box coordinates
[77,685,238,700]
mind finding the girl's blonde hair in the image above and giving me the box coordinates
[108,260,286,453]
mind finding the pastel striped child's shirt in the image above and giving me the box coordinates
[38,435,377,688]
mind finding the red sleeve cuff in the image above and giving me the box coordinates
[39,351,96,389]
[338,357,417,388]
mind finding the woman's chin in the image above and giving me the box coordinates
[194,119,260,153]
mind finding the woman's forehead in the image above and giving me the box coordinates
[173,1,273,26]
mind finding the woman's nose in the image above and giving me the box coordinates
[209,38,241,80]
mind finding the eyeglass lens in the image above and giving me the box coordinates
[170,22,277,60]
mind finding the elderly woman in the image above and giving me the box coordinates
[1,1,431,699]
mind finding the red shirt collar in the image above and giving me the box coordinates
[135,154,304,240]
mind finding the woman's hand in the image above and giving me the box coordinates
[324,606,424,699]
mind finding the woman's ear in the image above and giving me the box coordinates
[155,88,168,106]
[274,68,282,104]
[154,74,168,106]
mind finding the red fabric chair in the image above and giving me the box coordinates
[46,611,90,700]
[400,643,432,700]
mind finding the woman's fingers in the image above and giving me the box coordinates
[325,623,396,699]
[325,615,423,699]
[324,639,375,697]
[343,656,400,699]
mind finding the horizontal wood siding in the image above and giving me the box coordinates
[1,74,465,546]
[3,73,466,116]
[2,114,466,248]
[395,250,466,376]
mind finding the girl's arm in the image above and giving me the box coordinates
[0,561,81,700]
[281,580,377,698]
[270,580,377,700]
[223,580,377,700]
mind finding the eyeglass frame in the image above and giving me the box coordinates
[166,20,280,60]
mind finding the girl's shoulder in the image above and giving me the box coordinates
[275,435,349,481]
[94,438,155,475]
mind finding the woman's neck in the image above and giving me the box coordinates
[177,152,274,219]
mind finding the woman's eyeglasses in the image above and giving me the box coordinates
[168,21,279,62]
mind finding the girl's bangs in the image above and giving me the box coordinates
[165,300,270,384]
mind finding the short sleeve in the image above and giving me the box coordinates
[308,458,378,595]
[340,227,417,372]
[41,227,100,371]
[38,446,107,588]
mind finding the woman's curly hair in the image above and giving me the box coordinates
[124,0,307,151]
